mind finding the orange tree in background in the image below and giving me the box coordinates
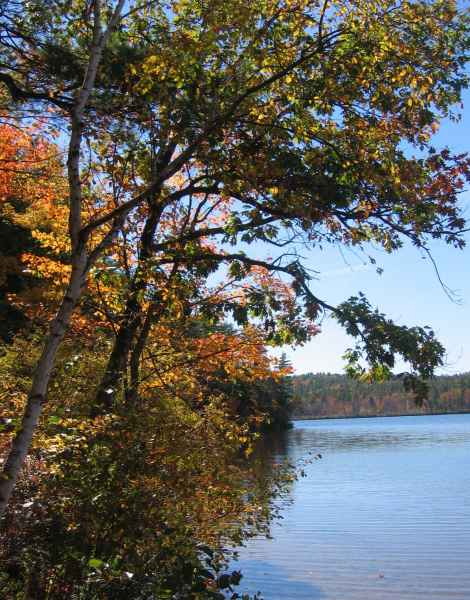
[0,120,68,340]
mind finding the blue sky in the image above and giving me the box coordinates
[284,89,470,376]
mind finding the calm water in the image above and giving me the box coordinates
[235,414,470,599]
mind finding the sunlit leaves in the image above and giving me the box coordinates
[338,293,445,402]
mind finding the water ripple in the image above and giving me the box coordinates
[234,414,470,599]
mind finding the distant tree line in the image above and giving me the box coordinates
[291,372,470,418]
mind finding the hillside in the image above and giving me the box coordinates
[291,372,470,418]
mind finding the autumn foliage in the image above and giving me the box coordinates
[0,0,470,597]
[0,118,293,598]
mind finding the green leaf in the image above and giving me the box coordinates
[88,558,104,569]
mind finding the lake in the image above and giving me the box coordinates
[234,413,470,599]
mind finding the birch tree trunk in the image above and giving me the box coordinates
[0,251,87,515]
[0,0,126,518]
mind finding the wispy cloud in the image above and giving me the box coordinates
[321,263,371,280]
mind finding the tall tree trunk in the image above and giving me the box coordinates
[95,201,163,409]
[95,295,145,407]
[125,304,155,404]
[0,250,87,515]
[0,0,126,517]
[127,258,181,403]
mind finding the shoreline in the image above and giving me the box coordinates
[292,410,470,422]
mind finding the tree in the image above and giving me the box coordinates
[0,324,293,598]
[290,371,470,418]
[0,121,67,341]
[1,0,469,515]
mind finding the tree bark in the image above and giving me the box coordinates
[0,250,87,515]
[0,0,126,517]
[95,200,163,409]
[128,304,155,400]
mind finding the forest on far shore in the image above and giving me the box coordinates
[291,372,470,419]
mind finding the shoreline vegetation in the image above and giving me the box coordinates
[291,372,470,420]
[293,410,470,422]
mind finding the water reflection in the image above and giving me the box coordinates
[237,560,327,600]
[235,414,470,600]
[252,428,291,462]
[290,427,470,452]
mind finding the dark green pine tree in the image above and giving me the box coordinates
[0,198,43,342]
[262,352,294,431]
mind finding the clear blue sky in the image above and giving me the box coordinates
[283,89,470,376]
